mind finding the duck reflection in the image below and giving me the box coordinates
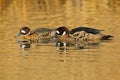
[20,42,31,49]
[56,40,101,51]
[16,40,31,50]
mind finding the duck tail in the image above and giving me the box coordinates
[101,35,113,40]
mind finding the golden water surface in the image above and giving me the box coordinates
[0,0,120,80]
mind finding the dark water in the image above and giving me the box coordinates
[0,0,120,80]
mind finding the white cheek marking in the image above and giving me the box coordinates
[21,30,26,34]
[62,31,66,36]
[56,30,60,34]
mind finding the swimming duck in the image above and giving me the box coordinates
[70,27,113,40]
[55,26,113,48]
[16,26,57,43]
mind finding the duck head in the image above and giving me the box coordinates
[55,26,69,38]
[54,26,70,42]
[16,27,31,37]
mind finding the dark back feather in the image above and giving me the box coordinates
[70,27,103,34]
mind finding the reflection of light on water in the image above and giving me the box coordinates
[57,50,100,63]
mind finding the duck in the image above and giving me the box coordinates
[16,26,57,43]
[55,26,113,48]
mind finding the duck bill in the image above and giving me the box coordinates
[16,32,21,38]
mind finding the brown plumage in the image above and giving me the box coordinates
[55,26,113,48]
[16,27,57,43]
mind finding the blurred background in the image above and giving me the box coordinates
[0,0,120,29]
[0,0,120,80]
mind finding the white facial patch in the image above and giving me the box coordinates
[21,30,26,34]
[62,31,66,36]
[56,30,60,34]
